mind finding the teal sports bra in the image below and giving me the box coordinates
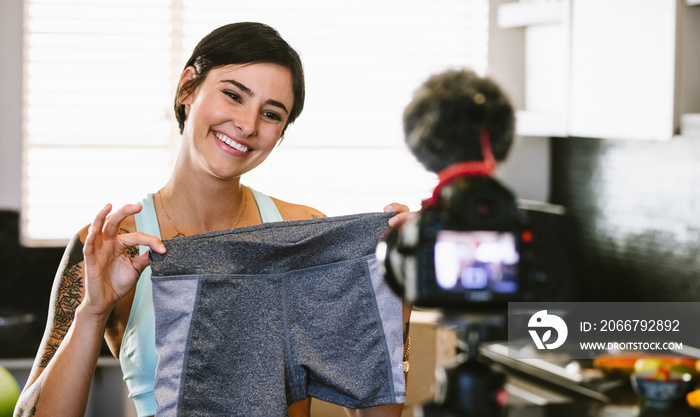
[120,187,283,416]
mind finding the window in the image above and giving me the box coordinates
[22,0,489,246]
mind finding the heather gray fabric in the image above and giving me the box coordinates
[149,278,200,416]
[149,212,405,417]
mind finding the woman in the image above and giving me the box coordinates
[15,22,410,417]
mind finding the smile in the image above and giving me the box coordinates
[214,132,249,152]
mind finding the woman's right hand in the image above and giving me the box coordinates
[81,203,166,319]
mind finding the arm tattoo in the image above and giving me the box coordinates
[39,228,137,368]
[120,227,139,258]
[14,377,41,416]
[40,235,84,368]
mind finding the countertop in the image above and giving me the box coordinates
[0,356,120,371]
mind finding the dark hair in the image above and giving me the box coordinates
[402,69,515,173]
[175,22,305,135]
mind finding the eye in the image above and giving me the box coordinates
[262,111,282,122]
[223,91,241,102]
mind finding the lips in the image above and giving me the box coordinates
[214,131,250,153]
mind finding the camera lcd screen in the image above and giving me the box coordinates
[434,230,519,294]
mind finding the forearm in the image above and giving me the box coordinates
[15,305,108,417]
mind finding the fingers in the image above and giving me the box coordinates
[120,231,166,254]
[84,203,112,256]
[84,203,157,257]
[383,202,414,228]
[383,202,410,214]
[103,204,143,238]
[388,211,416,228]
[131,250,153,272]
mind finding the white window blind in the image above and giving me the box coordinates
[22,0,489,246]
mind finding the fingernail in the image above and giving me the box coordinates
[383,205,393,212]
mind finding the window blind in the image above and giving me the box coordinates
[22,0,488,246]
[23,0,175,246]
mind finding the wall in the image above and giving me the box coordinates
[550,135,700,301]
[0,0,23,211]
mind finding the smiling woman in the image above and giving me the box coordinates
[175,63,296,188]
[20,0,488,246]
[14,22,413,417]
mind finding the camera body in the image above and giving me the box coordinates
[379,174,571,312]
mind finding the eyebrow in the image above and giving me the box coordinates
[222,79,289,115]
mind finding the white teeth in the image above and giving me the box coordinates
[215,132,249,152]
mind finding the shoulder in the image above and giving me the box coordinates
[269,196,326,221]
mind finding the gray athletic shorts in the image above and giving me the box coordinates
[149,212,405,417]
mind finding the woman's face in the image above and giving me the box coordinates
[178,62,295,180]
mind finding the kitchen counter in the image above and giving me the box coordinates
[496,373,700,417]
[477,343,700,417]
[0,356,120,370]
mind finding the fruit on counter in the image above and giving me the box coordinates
[634,357,697,381]
[594,354,698,379]
[688,389,700,409]
[631,358,698,410]
[0,366,20,417]
[593,353,641,377]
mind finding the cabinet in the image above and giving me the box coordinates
[491,0,700,141]
[495,0,571,138]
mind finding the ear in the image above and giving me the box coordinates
[178,66,198,105]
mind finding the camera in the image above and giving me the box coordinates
[378,174,575,312]
[377,69,577,416]
[379,174,529,311]
[377,70,574,314]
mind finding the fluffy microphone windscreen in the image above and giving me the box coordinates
[402,69,515,173]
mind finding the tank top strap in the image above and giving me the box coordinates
[122,193,160,416]
[135,194,162,254]
[248,187,283,223]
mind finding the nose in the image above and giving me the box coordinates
[235,106,258,137]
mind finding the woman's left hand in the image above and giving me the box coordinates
[383,202,415,228]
